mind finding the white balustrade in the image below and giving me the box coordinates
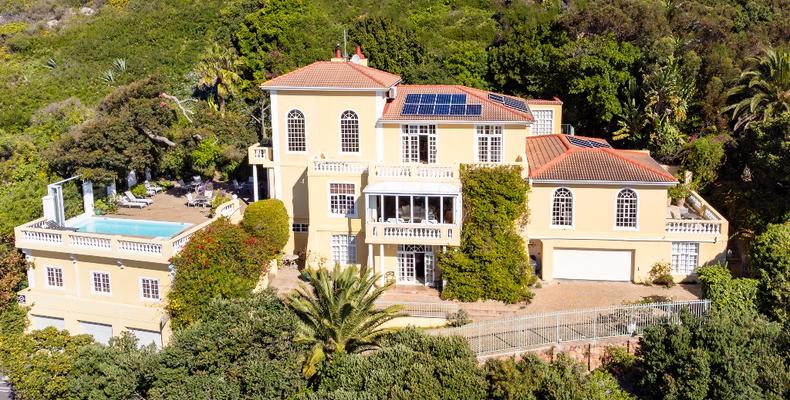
[382,226,442,239]
[665,220,721,234]
[417,166,455,179]
[313,160,368,173]
[375,165,410,177]
[21,230,63,244]
[118,240,163,255]
[171,233,195,254]
[371,164,459,180]
[69,234,111,249]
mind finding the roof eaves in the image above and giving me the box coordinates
[456,86,534,121]
[601,147,677,181]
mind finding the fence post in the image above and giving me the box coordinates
[556,314,560,343]
[592,312,597,340]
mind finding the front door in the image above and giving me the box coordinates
[397,245,435,285]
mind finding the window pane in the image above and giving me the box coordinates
[428,197,441,223]
[442,197,454,224]
[287,110,306,152]
[340,110,359,153]
[413,196,426,223]
[552,188,573,226]
[383,196,397,221]
[398,196,411,222]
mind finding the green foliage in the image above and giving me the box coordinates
[484,354,634,400]
[725,48,790,131]
[698,263,759,315]
[636,311,790,400]
[286,264,402,378]
[648,261,675,287]
[0,244,27,310]
[167,218,270,330]
[749,221,790,323]
[130,183,148,198]
[667,182,692,202]
[682,135,727,189]
[196,44,243,112]
[446,309,471,327]
[242,199,290,254]
[440,165,534,303]
[0,304,27,337]
[309,328,486,400]
[189,137,222,177]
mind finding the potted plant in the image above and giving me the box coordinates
[668,182,691,207]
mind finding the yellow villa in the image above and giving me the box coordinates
[248,47,728,286]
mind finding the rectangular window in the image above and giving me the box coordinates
[476,125,503,162]
[140,278,160,301]
[45,266,64,288]
[532,110,554,135]
[401,125,437,163]
[91,272,111,294]
[331,234,357,265]
[292,223,309,233]
[671,242,699,274]
[329,183,356,216]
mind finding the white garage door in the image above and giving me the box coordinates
[128,328,163,350]
[553,249,632,281]
[30,315,64,331]
[79,321,113,345]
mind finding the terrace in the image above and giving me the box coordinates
[665,191,727,237]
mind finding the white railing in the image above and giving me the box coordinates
[375,301,460,319]
[666,220,722,234]
[429,300,711,357]
[383,226,443,239]
[118,240,164,255]
[312,160,368,174]
[20,229,63,244]
[366,222,460,246]
[247,145,273,165]
[69,234,112,250]
[216,201,236,218]
[370,163,459,181]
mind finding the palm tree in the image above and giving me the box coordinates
[725,48,790,131]
[612,79,648,147]
[196,44,242,114]
[285,264,402,378]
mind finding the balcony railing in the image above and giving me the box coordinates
[365,221,460,246]
[665,191,726,236]
[248,144,273,166]
[370,163,459,182]
[15,199,242,263]
[310,160,369,174]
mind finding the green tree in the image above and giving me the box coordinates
[196,44,243,113]
[643,55,696,162]
[749,221,790,323]
[725,48,790,131]
[612,78,649,147]
[697,263,758,315]
[242,199,290,254]
[285,264,402,378]
[167,218,270,329]
[681,135,726,189]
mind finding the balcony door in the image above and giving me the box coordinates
[397,245,435,286]
[401,125,436,164]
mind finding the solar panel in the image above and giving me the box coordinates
[449,105,466,115]
[435,105,450,115]
[589,140,611,148]
[436,94,452,104]
[418,104,435,114]
[488,93,504,103]
[466,104,482,116]
[503,97,529,112]
[402,104,419,115]
[451,94,467,104]
[405,94,421,104]
[567,136,594,148]
[421,94,436,104]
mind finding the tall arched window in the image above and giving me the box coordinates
[551,188,573,227]
[615,189,638,228]
[286,110,306,152]
[339,110,359,153]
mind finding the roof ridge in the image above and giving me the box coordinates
[457,86,530,119]
[347,62,400,87]
[261,62,322,86]
[528,137,575,177]
[601,147,677,181]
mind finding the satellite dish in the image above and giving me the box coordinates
[350,54,361,64]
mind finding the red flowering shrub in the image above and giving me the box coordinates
[167,218,271,329]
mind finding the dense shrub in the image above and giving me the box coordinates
[0,303,27,337]
[648,261,675,287]
[636,311,789,399]
[440,165,535,303]
[167,218,270,329]
[749,221,790,323]
[698,263,758,315]
[682,135,726,189]
[242,199,290,255]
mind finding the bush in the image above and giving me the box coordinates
[648,261,675,287]
[242,199,290,255]
[682,135,726,189]
[130,183,149,198]
[0,304,27,337]
[698,264,758,315]
[167,218,271,329]
[209,193,232,217]
[749,221,790,323]
[440,165,535,303]
[446,309,471,327]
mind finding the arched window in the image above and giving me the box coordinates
[286,110,306,152]
[551,188,573,227]
[615,189,638,228]
[339,110,359,153]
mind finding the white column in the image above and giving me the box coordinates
[252,165,259,202]
[379,244,385,286]
[82,181,94,216]
[368,244,374,277]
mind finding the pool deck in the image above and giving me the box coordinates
[108,189,236,225]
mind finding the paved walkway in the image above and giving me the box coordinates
[269,268,701,321]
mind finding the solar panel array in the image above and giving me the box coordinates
[402,93,482,116]
[487,93,529,113]
[566,136,612,149]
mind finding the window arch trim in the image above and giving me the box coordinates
[286,109,306,153]
[339,109,360,153]
[614,188,639,230]
[550,187,575,229]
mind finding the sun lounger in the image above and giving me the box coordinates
[118,199,146,208]
[125,191,153,205]
[42,220,79,231]
[144,181,164,193]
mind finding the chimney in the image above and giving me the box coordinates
[331,44,344,62]
[352,44,368,66]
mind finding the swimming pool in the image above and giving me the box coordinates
[73,217,192,238]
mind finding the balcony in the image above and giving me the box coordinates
[15,198,242,264]
[309,159,369,175]
[248,144,274,167]
[369,163,459,183]
[366,222,460,246]
[665,191,727,238]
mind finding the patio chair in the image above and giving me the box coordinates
[144,181,164,194]
[124,191,153,205]
[186,193,208,208]
[118,199,147,208]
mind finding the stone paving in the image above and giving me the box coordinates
[109,185,250,225]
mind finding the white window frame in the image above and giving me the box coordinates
[400,124,437,163]
[139,277,161,301]
[90,271,111,295]
[475,125,504,163]
[330,234,357,266]
[550,187,575,229]
[328,182,357,217]
[614,188,639,230]
[671,242,699,274]
[292,223,309,233]
[339,110,360,153]
[45,266,64,289]
[286,109,306,153]
[532,109,554,135]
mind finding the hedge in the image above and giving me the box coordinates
[242,199,290,255]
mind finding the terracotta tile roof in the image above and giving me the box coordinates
[525,97,563,105]
[381,85,538,122]
[525,135,677,183]
[260,61,401,89]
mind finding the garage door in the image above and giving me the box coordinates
[30,315,65,330]
[128,328,163,350]
[79,321,113,345]
[553,249,632,281]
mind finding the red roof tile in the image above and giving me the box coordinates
[525,135,677,183]
[381,85,537,123]
[525,97,563,105]
[261,61,401,89]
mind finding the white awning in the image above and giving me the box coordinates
[363,181,461,195]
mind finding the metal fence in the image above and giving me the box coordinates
[428,300,711,357]
[375,300,460,319]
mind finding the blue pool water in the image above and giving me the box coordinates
[74,218,191,238]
